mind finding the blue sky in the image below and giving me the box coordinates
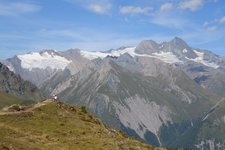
[0,0,225,59]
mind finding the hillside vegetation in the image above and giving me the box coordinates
[0,100,165,150]
[0,92,34,109]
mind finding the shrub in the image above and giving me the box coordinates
[118,130,128,138]
[81,106,87,113]
[8,104,21,111]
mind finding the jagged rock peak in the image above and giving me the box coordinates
[135,40,159,54]
[139,39,158,46]
[169,37,190,50]
[171,37,187,44]
[0,62,10,72]
[135,37,194,58]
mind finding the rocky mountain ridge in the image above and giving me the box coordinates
[0,62,43,103]
[2,37,225,149]
[3,37,225,89]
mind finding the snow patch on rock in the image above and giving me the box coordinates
[81,47,182,64]
[17,52,72,71]
[186,50,219,69]
[6,65,14,72]
[151,51,182,64]
[80,47,136,60]
[80,51,109,60]
[110,47,136,57]
[183,48,188,53]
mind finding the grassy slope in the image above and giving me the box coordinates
[0,100,165,150]
[0,92,34,109]
[198,98,225,141]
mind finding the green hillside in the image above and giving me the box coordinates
[0,92,34,109]
[0,100,165,150]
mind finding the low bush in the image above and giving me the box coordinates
[81,106,87,113]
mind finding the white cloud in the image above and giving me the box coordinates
[207,26,217,31]
[159,3,173,13]
[88,3,111,14]
[203,16,225,31]
[203,21,209,27]
[38,29,83,39]
[65,0,112,14]
[219,16,225,23]
[151,16,188,29]
[120,6,152,14]
[179,0,203,11]
[0,2,41,16]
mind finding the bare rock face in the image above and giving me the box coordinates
[38,54,220,148]
[0,62,43,101]
[114,95,172,144]
[135,40,159,54]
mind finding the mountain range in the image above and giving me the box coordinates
[1,37,225,149]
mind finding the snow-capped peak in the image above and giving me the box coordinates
[110,47,136,57]
[80,47,182,64]
[80,47,136,60]
[80,51,108,60]
[17,51,72,71]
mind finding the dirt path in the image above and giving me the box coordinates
[0,99,53,116]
